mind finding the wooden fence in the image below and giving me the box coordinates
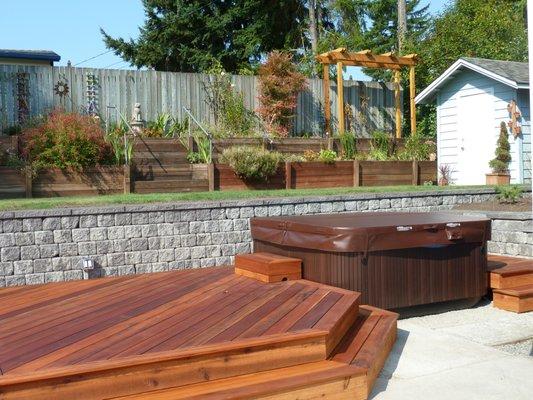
[0,64,398,136]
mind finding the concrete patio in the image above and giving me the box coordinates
[372,300,533,400]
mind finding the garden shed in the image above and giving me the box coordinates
[416,57,530,185]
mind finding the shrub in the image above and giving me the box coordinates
[19,110,112,170]
[489,122,511,173]
[318,149,337,164]
[283,153,305,162]
[257,51,307,137]
[338,132,357,160]
[143,113,188,138]
[204,62,256,137]
[396,134,432,161]
[221,146,282,182]
[106,121,133,165]
[496,186,523,204]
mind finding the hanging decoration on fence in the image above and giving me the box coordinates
[54,80,69,97]
[16,72,30,124]
[506,100,522,138]
[85,73,99,116]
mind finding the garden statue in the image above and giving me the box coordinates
[130,103,144,134]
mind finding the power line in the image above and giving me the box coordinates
[73,50,113,67]
[104,60,128,69]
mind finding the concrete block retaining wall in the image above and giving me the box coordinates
[0,188,530,287]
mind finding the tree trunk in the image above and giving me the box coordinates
[397,0,407,53]
[309,0,319,54]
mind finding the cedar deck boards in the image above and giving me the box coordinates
[0,267,366,399]
[489,255,533,313]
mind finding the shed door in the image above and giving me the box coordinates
[457,88,494,185]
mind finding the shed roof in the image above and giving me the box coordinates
[0,49,60,62]
[416,57,529,104]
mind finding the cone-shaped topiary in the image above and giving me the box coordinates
[489,122,511,173]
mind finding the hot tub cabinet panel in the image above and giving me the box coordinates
[251,213,491,309]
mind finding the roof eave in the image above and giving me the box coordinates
[415,59,522,104]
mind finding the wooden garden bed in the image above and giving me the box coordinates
[0,167,26,198]
[215,160,436,191]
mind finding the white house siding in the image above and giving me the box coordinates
[517,90,531,183]
[436,69,524,184]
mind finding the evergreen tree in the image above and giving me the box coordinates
[101,0,307,73]
[489,122,511,173]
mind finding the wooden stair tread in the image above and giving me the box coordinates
[489,265,533,277]
[493,284,533,297]
[109,361,366,400]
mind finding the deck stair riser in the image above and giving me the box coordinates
[0,333,327,400]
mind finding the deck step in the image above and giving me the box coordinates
[493,284,533,313]
[110,361,366,400]
[109,305,396,400]
[489,261,533,290]
[331,305,398,397]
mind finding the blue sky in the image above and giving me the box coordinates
[1,0,450,73]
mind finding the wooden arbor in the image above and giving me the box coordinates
[316,48,418,138]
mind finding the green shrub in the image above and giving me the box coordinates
[221,146,282,182]
[370,131,392,155]
[489,122,511,173]
[368,148,389,161]
[396,134,432,161]
[186,152,203,164]
[106,121,133,165]
[19,110,113,170]
[496,185,523,204]
[143,113,188,138]
[338,132,357,160]
[318,149,337,164]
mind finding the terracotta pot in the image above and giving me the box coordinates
[485,173,511,185]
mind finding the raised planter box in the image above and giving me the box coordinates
[33,166,125,197]
[0,167,25,198]
[287,161,354,189]
[213,163,285,191]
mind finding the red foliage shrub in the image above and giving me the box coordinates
[19,110,112,170]
[257,51,307,137]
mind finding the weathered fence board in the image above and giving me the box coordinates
[0,64,398,136]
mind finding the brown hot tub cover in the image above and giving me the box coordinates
[251,212,491,254]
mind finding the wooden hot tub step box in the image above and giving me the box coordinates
[488,255,533,313]
[234,252,302,283]
[488,255,533,289]
[493,285,533,313]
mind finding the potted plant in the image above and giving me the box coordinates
[486,122,511,185]
[438,164,453,186]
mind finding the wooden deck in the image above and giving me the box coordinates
[0,264,397,400]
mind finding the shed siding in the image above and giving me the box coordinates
[436,69,524,184]
[517,89,531,183]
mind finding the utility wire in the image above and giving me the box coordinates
[73,50,113,67]
[104,60,128,69]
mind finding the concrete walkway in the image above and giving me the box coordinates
[371,301,533,400]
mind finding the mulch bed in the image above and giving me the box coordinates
[454,198,531,212]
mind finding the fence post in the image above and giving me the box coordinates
[285,161,292,190]
[123,164,131,194]
[353,160,360,187]
[412,160,419,186]
[208,163,215,191]
[24,168,32,198]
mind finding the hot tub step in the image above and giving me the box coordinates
[489,256,533,290]
[493,284,533,313]
[235,252,302,283]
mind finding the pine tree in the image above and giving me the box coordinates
[101,0,307,73]
[489,122,511,173]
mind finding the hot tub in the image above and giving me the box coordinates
[251,212,491,309]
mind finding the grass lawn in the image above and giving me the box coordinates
[0,185,504,211]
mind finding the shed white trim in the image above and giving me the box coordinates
[416,59,526,104]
